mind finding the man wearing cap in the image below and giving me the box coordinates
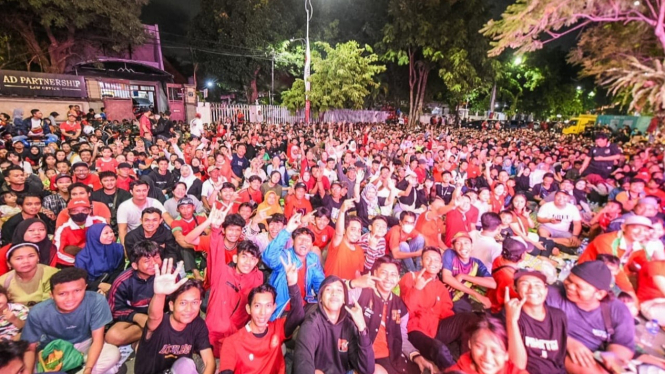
[115,162,137,192]
[442,232,496,312]
[201,165,227,211]
[546,261,634,374]
[579,215,652,296]
[580,133,623,179]
[53,197,107,266]
[171,197,208,281]
[72,162,101,191]
[504,269,567,374]
[336,159,360,199]
[42,174,72,218]
[284,182,312,219]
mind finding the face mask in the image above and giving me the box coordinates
[70,213,89,223]
[402,224,414,234]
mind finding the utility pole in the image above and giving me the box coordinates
[304,0,312,124]
[271,51,275,105]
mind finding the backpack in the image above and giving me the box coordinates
[37,339,84,373]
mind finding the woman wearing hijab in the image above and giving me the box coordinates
[179,164,203,200]
[354,181,399,228]
[255,190,283,228]
[0,218,56,275]
[74,223,125,293]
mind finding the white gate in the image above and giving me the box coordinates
[208,103,304,124]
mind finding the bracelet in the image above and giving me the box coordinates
[410,353,422,362]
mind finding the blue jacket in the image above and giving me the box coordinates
[263,229,324,321]
[19,117,52,136]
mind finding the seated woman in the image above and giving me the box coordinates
[446,315,528,374]
[354,178,398,228]
[255,191,283,231]
[179,164,204,200]
[0,243,59,308]
[74,223,125,294]
[0,219,56,276]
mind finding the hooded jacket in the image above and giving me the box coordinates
[263,229,324,320]
[293,275,374,374]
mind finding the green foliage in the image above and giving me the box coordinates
[0,0,147,73]
[281,41,386,113]
[482,0,665,114]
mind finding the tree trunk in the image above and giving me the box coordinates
[408,48,416,128]
[415,67,429,127]
[247,66,261,103]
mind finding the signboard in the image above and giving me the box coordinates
[0,70,87,98]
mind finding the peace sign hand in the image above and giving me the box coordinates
[280,252,299,286]
[345,298,367,332]
[153,258,188,296]
[286,213,303,233]
[503,286,526,324]
[414,269,433,290]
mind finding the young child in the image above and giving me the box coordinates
[0,286,28,340]
[0,191,20,227]
[95,146,119,173]
[359,216,388,274]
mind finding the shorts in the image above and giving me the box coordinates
[541,225,572,238]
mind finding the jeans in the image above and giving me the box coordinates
[398,234,425,272]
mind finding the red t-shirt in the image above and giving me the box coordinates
[415,211,445,248]
[324,240,364,279]
[467,165,481,179]
[444,207,478,247]
[238,188,263,205]
[116,175,137,192]
[637,260,665,303]
[195,234,237,290]
[59,121,80,140]
[385,226,419,256]
[487,257,519,314]
[310,225,335,249]
[218,318,288,374]
[74,174,102,191]
[96,158,119,173]
[447,353,528,374]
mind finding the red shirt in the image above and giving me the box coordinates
[116,175,137,192]
[74,174,102,191]
[444,206,478,247]
[59,121,80,140]
[95,158,119,173]
[447,353,528,374]
[310,224,335,249]
[467,165,481,179]
[487,257,519,314]
[324,240,365,279]
[218,318,288,374]
[238,188,263,205]
[637,260,665,303]
[385,226,419,256]
[283,196,312,219]
[139,115,151,137]
[195,233,237,290]
[399,271,454,338]
[415,211,445,248]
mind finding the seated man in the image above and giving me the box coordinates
[21,268,120,374]
[504,269,568,374]
[170,197,208,281]
[536,190,582,248]
[125,207,180,262]
[470,212,503,270]
[133,259,215,374]
[243,212,291,254]
[105,241,163,346]
[53,197,106,266]
[385,211,425,272]
[442,232,496,312]
[263,212,324,320]
[219,258,305,373]
[349,256,438,374]
[546,261,634,374]
[293,275,374,374]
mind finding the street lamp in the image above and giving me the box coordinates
[514,56,522,65]
[206,81,214,88]
[576,86,582,91]
[304,0,313,124]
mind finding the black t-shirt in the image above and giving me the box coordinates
[585,143,621,178]
[91,189,132,216]
[148,170,175,193]
[518,306,567,374]
[134,314,211,374]
[322,194,344,223]
[435,183,456,204]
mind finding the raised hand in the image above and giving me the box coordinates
[254,206,272,224]
[153,258,188,296]
[503,286,525,324]
[280,252,299,286]
[302,209,317,225]
[414,269,433,290]
[342,199,356,211]
[352,272,381,289]
[286,213,303,233]
[356,169,365,182]
[344,298,367,332]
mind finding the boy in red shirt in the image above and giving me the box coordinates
[72,162,101,190]
[284,183,312,218]
[95,147,119,173]
[218,255,304,373]
[385,211,425,272]
[486,237,529,314]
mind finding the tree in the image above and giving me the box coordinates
[381,0,494,126]
[0,0,147,73]
[191,0,298,103]
[481,0,665,114]
[281,41,386,114]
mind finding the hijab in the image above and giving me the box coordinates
[75,223,124,280]
[256,191,283,225]
[12,108,23,126]
[12,218,54,266]
[179,164,197,190]
[361,183,381,216]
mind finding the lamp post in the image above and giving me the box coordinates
[304,0,312,124]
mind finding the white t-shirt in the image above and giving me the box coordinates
[537,202,581,232]
[190,118,204,137]
[117,197,167,231]
[470,230,502,270]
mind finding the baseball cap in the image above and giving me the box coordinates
[637,197,659,209]
[54,173,72,183]
[177,197,195,207]
[67,197,91,209]
[570,261,612,292]
[207,165,220,173]
[595,132,608,140]
[502,237,528,258]
[294,182,307,191]
[451,232,472,244]
[117,162,132,169]
[72,162,89,170]
[624,215,654,228]
[513,269,548,285]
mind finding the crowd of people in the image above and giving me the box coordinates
[0,105,663,374]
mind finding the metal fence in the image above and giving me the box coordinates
[208,103,305,124]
